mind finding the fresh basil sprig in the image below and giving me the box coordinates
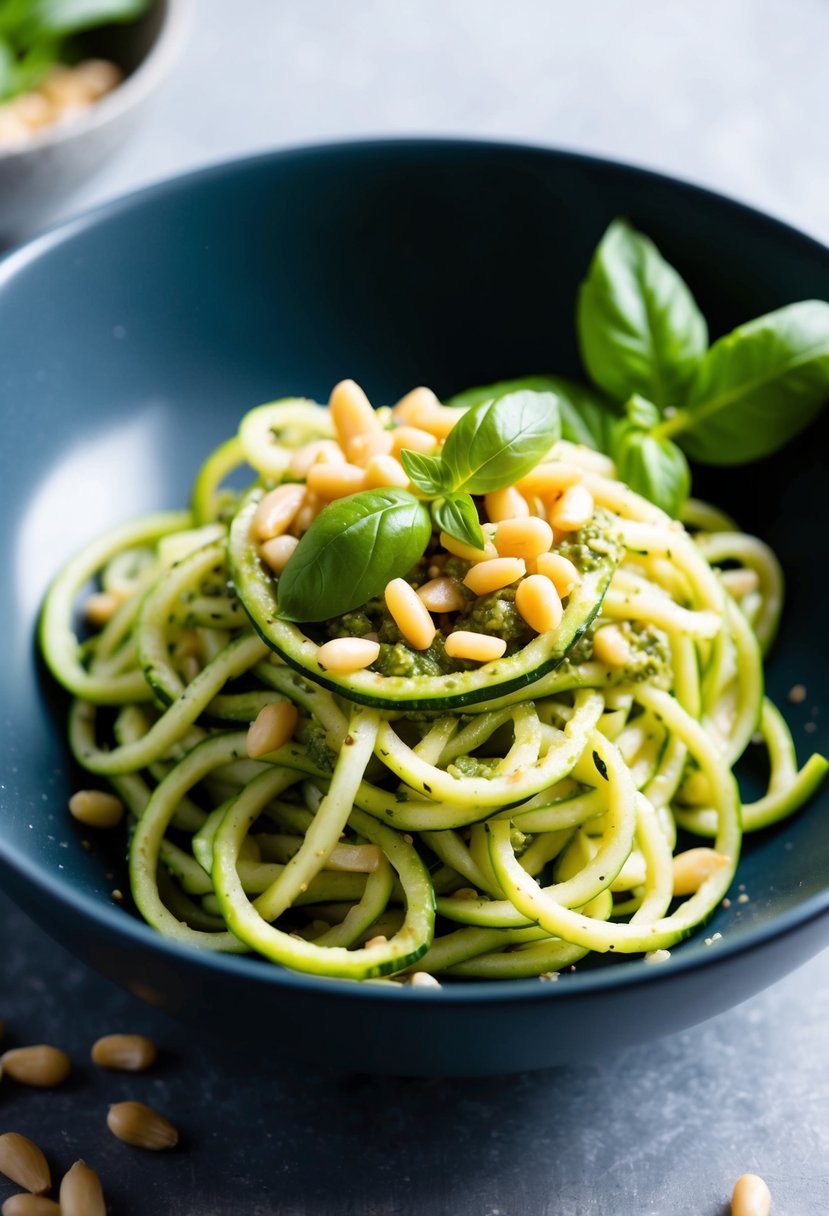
[276,489,432,623]
[611,397,690,517]
[447,375,616,452]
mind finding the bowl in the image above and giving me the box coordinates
[0,0,190,245]
[1,139,828,1077]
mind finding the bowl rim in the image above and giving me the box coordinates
[1,133,828,1007]
[0,0,193,161]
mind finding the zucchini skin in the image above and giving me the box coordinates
[228,489,617,712]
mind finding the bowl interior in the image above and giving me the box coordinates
[1,140,828,1071]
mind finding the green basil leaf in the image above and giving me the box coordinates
[611,416,690,518]
[399,449,450,496]
[26,0,151,37]
[447,374,617,452]
[431,492,484,550]
[0,39,14,100]
[655,300,829,465]
[577,219,708,409]
[276,488,432,622]
[441,390,560,494]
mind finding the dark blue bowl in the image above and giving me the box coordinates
[2,139,828,1076]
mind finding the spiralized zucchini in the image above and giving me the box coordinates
[39,387,827,982]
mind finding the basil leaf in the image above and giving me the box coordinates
[276,489,432,622]
[447,374,617,452]
[655,300,829,465]
[26,0,152,36]
[432,492,484,550]
[441,390,560,494]
[612,417,690,518]
[399,449,450,496]
[577,219,708,409]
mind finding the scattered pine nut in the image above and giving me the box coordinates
[364,935,388,949]
[68,789,124,829]
[1,1196,61,1215]
[363,453,410,489]
[329,380,381,451]
[91,1034,157,1072]
[515,575,563,634]
[389,425,439,457]
[463,557,526,597]
[317,637,380,674]
[416,576,467,613]
[384,579,436,650]
[347,430,393,466]
[493,516,554,560]
[444,631,507,663]
[534,552,581,598]
[0,1133,51,1196]
[106,1101,179,1151]
[721,568,760,598]
[251,483,306,541]
[549,484,594,532]
[644,949,672,964]
[0,1046,71,1089]
[83,590,121,626]
[516,461,584,498]
[260,532,300,574]
[288,439,345,479]
[484,487,530,522]
[591,624,630,668]
[672,848,731,896]
[305,461,366,500]
[392,386,442,424]
[59,1160,106,1216]
[246,700,299,759]
[731,1173,771,1216]
[408,971,442,988]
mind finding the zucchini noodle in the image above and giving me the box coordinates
[39,387,827,982]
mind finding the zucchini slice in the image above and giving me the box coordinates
[228,488,618,711]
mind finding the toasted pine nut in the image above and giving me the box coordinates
[68,789,124,829]
[91,1034,157,1072]
[439,531,497,562]
[288,439,345,479]
[494,517,554,560]
[484,487,530,522]
[74,58,122,100]
[306,461,366,500]
[0,1133,51,1196]
[408,971,442,988]
[347,430,393,466]
[9,93,53,129]
[516,461,584,498]
[363,453,410,489]
[260,533,299,575]
[246,700,299,758]
[40,65,92,108]
[535,552,581,598]
[444,631,507,662]
[464,557,526,596]
[290,493,321,535]
[515,575,563,634]
[317,637,380,673]
[416,577,467,613]
[364,935,389,949]
[721,568,761,598]
[59,1162,106,1216]
[2,1195,61,1215]
[549,484,594,532]
[329,380,381,450]
[84,590,121,626]
[731,1173,771,1216]
[591,624,630,668]
[389,425,439,457]
[0,1046,70,1089]
[672,848,731,896]
[385,578,436,650]
[392,386,442,423]
[251,484,306,541]
[410,405,460,439]
[106,1101,178,1151]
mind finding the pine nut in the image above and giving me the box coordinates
[290,493,321,536]
[2,1196,61,1215]
[408,971,442,988]
[40,65,91,108]
[329,380,381,451]
[364,935,388,949]
[306,462,366,500]
[731,1173,771,1216]
[591,624,630,668]
[74,59,122,100]
[59,1161,106,1216]
[484,487,530,522]
[68,789,124,829]
[84,590,121,626]
[416,577,467,613]
[721,568,761,598]
[515,575,563,634]
[439,531,497,562]
[444,631,507,662]
[246,700,299,758]
[0,1133,51,1196]
[363,454,410,490]
[288,439,345,479]
[494,517,554,560]
[535,552,581,598]
[106,1101,179,1150]
[260,533,299,575]
[672,848,731,896]
[347,430,393,466]
[91,1034,157,1072]
[549,484,594,532]
[516,461,584,498]
[317,637,380,673]
[411,405,460,439]
[389,425,439,457]
[251,484,306,541]
[392,386,442,424]
[463,557,526,596]
[10,93,54,130]
[385,579,436,650]
[0,1046,70,1088]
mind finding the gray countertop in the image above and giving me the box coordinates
[3,3,829,1213]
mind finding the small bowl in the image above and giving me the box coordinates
[0,0,190,245]
[1,139,828,1076]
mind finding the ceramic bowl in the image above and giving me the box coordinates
[1,139,827,1075]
